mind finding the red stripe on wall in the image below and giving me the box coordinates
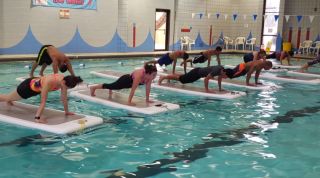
[297,27,301,49]
[288,27,292,43]
[209,25,212,46]
[133,24,136,48]
[306,28,310,40]
[181,29,190,32]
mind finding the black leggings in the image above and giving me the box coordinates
[102,74,133,90]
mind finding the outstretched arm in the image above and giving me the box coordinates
[128,72,142,105]
[35,84,50,121]
[246,65,256,86]
[254,69,262,84]
[204,74,214,92]
[30,62,38,78]
[52,58,59,74]
[60,85,72,115]
[216,54,221,66]
[66,58,75,76]
[181,59,192,74]
[172,59,177,74]
[145,81,152,103]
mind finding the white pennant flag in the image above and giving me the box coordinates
[309,15,315,23]
[207,13,211,19]
[192,13,195,19]
[224,14,228,20]
[243,14,247,20]
[285,15,290,22]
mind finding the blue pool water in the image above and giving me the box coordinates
[0,55,320,178]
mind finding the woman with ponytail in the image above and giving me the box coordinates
[0,74,83,123]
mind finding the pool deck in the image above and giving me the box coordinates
[0,50,315,62]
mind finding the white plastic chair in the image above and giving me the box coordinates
[223,36,234,50]
[185,36,195,50]
[245,38,256,51]
[180,37,188,50]
[298,40,313,54]
[309,41,320,55]
[235,37,246,50]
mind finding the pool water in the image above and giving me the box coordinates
[0,55,320,178]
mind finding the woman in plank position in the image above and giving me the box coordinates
[90,64,157,106]
[0,74,83,123]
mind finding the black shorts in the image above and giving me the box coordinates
[17,78,40,99]
[179,68,202,84]
[36,45,53,65]
[102,74,133,90]
[266,52,276,59]
[307,57,320,66]
[193,55,207,64]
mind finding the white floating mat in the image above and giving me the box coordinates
[90,70,124,79]
[70,89,179,115]
[287,70,320,77]
[16,77,89,92]
[0,102,103,134]
[260,73,320,85]
[152,82,246,99]
[208,78,276,90]
[158,71,276,90]
[273,64,301,69]
[224,65,287,73]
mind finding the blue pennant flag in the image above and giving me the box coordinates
[253,14,258,21]
[216,13,220,19]
[297,15,303,23]
[233,14,238,21]
[199,13,203,19]
[274,15,279,22]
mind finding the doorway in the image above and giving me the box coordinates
[154,9,170,51]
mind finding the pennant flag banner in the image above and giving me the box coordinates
[207,13,211,19]
[274,15,279,22]
[32,0,97,10]
[285,15,290,22]
[309,15,315,23]
[224,14,228,20]
[192,13,195,19]
[233,14,238,21]
[253,14,258,21]
[199,13,203,19]
[297,15,303,23]
[216,13,220,19]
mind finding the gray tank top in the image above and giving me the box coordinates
[198,66,223,77]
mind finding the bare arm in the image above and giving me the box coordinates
[128,72,142,105]
[35,84,50,118]
[216,54,221,66]
[66,58,75,76]
[60,86,69,114]
[246,65,256,86]
[254,68,262,84]
[52,58,59,74]
[253,52,258,61]
[30,62,38,78]
[172,58,177,74]
[145,80,152,102]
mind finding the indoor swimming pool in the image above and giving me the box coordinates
[0,55,319,178]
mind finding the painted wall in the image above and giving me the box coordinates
[174,0,264,50]
[0,0,264,55]
[283,0,320,49]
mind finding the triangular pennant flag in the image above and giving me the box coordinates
[297,15,303,23]
[285,15,290,22]
[233,14,238,21]
[253,14,258,21]
[199,13,203,19]
[192,13,195,19]
[274,15,279,22]
[243,14,247,20]
[224,14,228,20]
[309,15,315,23]
[216,13,220,19]
[207,13,211,19]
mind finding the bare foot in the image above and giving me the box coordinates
[35,118,47,124]
[6,101,14,106]
[158,76,164,85]
[90,87,96,96]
